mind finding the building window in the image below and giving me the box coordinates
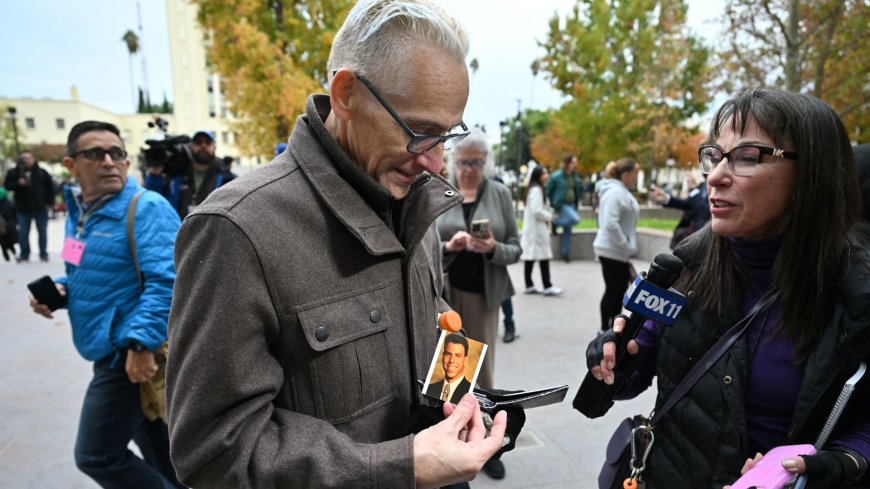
[25,117,35,129]
[221,131,229,144]
[56,118,65,130]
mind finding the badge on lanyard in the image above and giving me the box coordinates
[62,237,86,266]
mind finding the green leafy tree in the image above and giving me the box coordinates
[497,109,550,171]
[538,0,712,170]
[194,0,353,157]
[717,0,870,142]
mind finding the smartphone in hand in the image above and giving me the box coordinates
[470,219,490,239]
[729,444,816,489]
[27,276,67,311]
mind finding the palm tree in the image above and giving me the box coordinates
[122,30,139,112]
[469,58,479,77]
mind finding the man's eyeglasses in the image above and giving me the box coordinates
[356,74,469,155]
[72,146,128,163]
[456,159,485,169]
[698,144,797,177]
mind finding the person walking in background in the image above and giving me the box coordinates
[3,150,54,262]
[28,121,182,488]
[438,127,521,480]
[592,158,639,331]
[521,166,561,297]
[652,172,710,249]
[545,154,582,262]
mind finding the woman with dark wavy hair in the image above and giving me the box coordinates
[588,88,870,488]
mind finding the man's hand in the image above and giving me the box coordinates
[589,316,639,385]
[444,231,471,253]
[467,230,495,254]
[29,283,66,319]
[413,394,507,489]
[651,188,668,204]
[126,350,158,383]
[18,177,27,187]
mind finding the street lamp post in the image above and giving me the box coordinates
[7,106,21,156]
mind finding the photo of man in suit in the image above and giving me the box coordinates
[425,333,476,403]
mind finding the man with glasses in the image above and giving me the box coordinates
[145,129,235,218]
[28,120,183,488]
[3,150,54,262]
[167,1,508,489]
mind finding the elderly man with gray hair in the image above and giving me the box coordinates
[166,1,506,488]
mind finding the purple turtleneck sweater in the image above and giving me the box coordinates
[618,236,870,469]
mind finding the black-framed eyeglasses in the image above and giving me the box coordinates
[356,74,469,155]
[698,144,797,177]
[456,159,485,169]
[72,146,128,163]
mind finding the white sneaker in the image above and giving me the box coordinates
[524,286,543,294]
[543,286,563,296]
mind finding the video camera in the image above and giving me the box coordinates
[141,117,192,176]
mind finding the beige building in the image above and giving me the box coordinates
[1,0,260,176]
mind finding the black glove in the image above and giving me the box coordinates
[801,449,866,488]
[586,328,619,370]
[483,388,526,458]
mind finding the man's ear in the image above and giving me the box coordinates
[62,156,77,177]
[329,68,360,121]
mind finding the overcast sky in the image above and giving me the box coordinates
[0,0,722,143]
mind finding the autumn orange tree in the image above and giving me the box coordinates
[194,1,353,157]
[717,0,870,141]
[536,0,712,173]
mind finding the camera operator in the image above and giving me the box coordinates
[145,130,235,219]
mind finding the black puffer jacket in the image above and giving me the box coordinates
[642,233,870,488]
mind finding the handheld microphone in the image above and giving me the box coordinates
[573,253,686,418]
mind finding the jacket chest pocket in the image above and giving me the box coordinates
[297,281,400,424]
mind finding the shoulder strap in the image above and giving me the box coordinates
[650,290,779,426]
[127,191,146,292]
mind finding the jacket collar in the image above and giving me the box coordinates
[65,176,141,223]
[292,94,462,256]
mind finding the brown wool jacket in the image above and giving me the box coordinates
[166,95,462,489]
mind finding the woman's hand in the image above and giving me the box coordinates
[444,231,471,253]
[588,315,639,385]
[467,230,495,254]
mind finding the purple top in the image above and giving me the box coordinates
[616,237,870,467]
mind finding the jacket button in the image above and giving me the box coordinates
[723,375,733,385]
[314,326,330,342]
[445,190,455,197]
[370,309,382,323]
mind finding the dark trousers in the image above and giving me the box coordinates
[524,260,552,289]
[16,208,48,260]
[74,352,183,489]
[501,298,514,333]
[599,256,630,331]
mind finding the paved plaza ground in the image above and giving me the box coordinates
[1,217,661,488]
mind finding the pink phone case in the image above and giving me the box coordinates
[730,444,816,489]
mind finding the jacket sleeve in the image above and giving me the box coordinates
[528,187,552,223]
[123,194,181,350]
[167,214,414,489]
[43,170,55,207]
[4,168,18,191]
[488,186,521,266]
[598,192,633,255]
[663,194,693,211]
